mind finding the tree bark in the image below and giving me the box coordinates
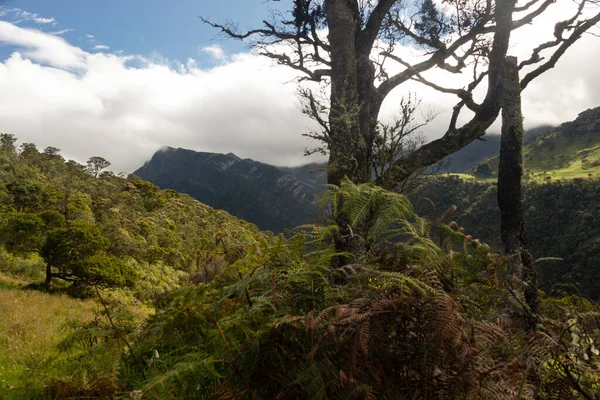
[325,0,361,187]
[324,0,378,263]
[497,56,537,331]
[45,263,53,288]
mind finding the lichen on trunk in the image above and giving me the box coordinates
[497,55,538,331]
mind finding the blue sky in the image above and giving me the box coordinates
[0,1,598,173]
[0,0,290,62]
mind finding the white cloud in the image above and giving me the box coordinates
[94,45,110,51]
[31,16,55,24]
[0,7,57,25]
[50,29,74,36]
[0,22,319,172]
[0,2,599,176]
[0,21,87,70]
[201,45,227,61]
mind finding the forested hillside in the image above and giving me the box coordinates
[1,134,599,399]
[410,176,600,298]
[0,134,276,397]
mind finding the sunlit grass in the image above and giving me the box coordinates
[459,131,600,184]
[0,283,98,396]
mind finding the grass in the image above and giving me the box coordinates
[523,131,600,180]
[0,275,99,397]
[455,130,600,184]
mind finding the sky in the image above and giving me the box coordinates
[0,0,600,173]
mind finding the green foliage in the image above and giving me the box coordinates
[1,136,600,399]
[410,175,600,299]
[42,222,110,268]
[0,133,17,154]
[131,178,167,212]
[40,222,139,288]
[76,253,138,288]
[0,248,45,281]
[6,180,45,212]
[119,181,599,399]
[0,212,45,254]
[37,209,66,229]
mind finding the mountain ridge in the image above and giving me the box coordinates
[134,147,326,232]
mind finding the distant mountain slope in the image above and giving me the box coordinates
[438,134,501,173]
[470,107,600,181]
[134,147,325,232]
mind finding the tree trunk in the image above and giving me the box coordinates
[497,56,538,331]
[325,0,361,187]
[325,0,379,263]
[45,263,53,288]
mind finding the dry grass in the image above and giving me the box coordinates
[0,283,98,393]
[0,273,29,289]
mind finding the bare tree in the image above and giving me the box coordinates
[204,0,600,258]
[203,0,598,187]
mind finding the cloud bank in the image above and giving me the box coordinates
[0,2,599,173]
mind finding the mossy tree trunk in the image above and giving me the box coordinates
[325,0,380,263]
[497,56,538,331]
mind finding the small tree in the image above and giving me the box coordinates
[87,156,111,178]
[43,146,62,159]
[0,133,17,154]
[19,143,39,159]
[474,162,493,177]
[41,221,135,288]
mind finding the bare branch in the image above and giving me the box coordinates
[521,9,600,90]
[519,0,586,70]
[200,13,331,81]
[412,74,481,112]
[357,0,397,54]
[380,0,517,188]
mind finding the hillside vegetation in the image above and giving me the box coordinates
[410,176,600,299]
[407,108,600,299]
[0,134,599,398]
[406,109,600,301]
[0,134,274,397]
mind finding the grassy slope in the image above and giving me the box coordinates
[464,128,600,183]
[0,274,98,396]
[524,132,600,180]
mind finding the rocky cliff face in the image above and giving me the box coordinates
[134,147,326,232]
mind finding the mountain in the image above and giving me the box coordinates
[134,147,326,232]
[437,134,501,173]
